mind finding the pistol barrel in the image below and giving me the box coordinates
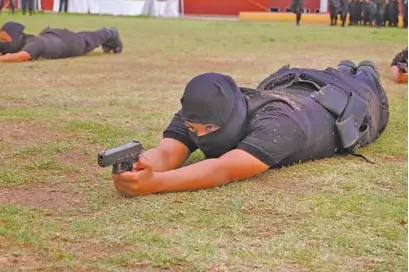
[97,141,142,167]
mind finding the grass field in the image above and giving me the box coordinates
[0,13,407,271]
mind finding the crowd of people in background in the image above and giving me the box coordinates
[332,0,408,28]
[292,0,408,28]
[0,0,36,15]
[0,0,69,15]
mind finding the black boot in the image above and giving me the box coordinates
[102,28,123,54]
[356,60,380,80]
[337,60,357,75]
[356,60,388,112]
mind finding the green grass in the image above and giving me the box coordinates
[0,13,407,271]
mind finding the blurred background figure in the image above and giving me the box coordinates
[402,0,408,28]
[357,0,365,25]
[382,0,398,26]
[21,0,34,15]
[374,0,386,27]
[329,0,348,26]
[59,0,68,13]
[0,0,15,14]
[389,0,400,26]
[383,0,391,25]
[349,0,359,25]
[363,0,376,26]
[290,0,303,25]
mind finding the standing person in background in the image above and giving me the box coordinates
[374,0,386,27]
[330,0,340,25]
[357,0,365,24]
[339,0,350,26]
[0,0,15,14]
[290,0,303,26]
[363,0,376,26]
[59,0,68,13]
[389,0,399,26]
[383,0,391,26]
[21,0,34,15]
[349,0,359,25]
[402,0,408,28]
[329,0,349,26]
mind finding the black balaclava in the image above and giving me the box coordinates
[0,21,26,54]
[181,73,248,158]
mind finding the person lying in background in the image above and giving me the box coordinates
[0,21,122,62]
[390,46,408,83]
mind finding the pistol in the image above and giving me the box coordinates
[97,141,142,174]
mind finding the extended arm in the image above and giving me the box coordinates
[0,51,31,62]
[112,149,270,196]
[138,138,191,172]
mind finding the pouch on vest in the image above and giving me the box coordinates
[311,84,376,152]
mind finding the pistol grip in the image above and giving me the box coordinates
[112,162,133,174]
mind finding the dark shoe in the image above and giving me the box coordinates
[337,60,357,75]
[102,27,123,54]
[356,60,380,80]
[357,60,387,106]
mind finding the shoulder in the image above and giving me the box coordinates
[23,36,45,49]
[246,100,303,134]
[237,100,308,166]
[22,36,46,59]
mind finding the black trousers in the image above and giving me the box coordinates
[40,28,111,58]
[402,0,408,28]
[375,1,386,27]
[59,0,68,12]
[389,1,399,26]
[0,0,15,13]
[291,0,303,25]
[21,0,33,15]
[77,29,111,55]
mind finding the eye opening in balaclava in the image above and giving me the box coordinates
[181,72,248,158]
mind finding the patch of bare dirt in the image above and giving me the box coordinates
[271,178,316,194]
[0,182,84,211]
[0,120,69,153]
[207,263,311,272]
[57,150,95,167]
[0,99,26,107]
[349,257,386,271]
[0,253,44,271]
[0,237,46,271]
[377,155,408,163]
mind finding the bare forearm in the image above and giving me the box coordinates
[0,51,31,62]
[152,159,231,193]
[141,147,183,172]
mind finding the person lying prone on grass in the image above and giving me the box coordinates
[390,46,408,83]
[0,21,122,62]
[113,60,389,196]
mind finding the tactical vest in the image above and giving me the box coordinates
[38,27,86,58]
[257,65,389,154]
